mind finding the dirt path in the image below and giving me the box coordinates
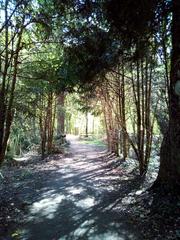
[1,136,143,240]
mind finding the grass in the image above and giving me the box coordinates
[80,137,107,147]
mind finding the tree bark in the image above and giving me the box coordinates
[0,7,24,166]
[85,109,88,137]
[57,92,65,135]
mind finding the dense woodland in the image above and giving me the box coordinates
[0,0,180,239]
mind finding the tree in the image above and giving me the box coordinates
[102,0,180,189]
[20,40,63,158]
[0,0,29,165]
[155,0,180,190]
[58,0,180,189]
[57,92,65,136]
[0,0,56,164]
[50,0,156,169]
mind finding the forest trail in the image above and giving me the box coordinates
[1,136,143,240]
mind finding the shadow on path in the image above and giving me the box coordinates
[2,136,143,240]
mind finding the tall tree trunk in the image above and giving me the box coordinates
[0,8,24,166]
[57,92,65,135]
[155,0,180,190]
[85,109,88,137]
[121,62,127,158]
[47,92,54,154]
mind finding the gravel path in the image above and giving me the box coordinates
[0,136,142,240]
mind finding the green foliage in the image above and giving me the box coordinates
[0,0,171,172]
[58,31,120,92]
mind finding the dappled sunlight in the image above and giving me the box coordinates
[121,196,136,205]
[61,172,75,179]
[88,232,125,240]
[29,192,65,220]
[67,186,85,195]
[76,196,95,209]
[10,139,143,240]
[71,219,95,238]
[0,0,177,238]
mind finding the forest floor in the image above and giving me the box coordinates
[0,135,179,240]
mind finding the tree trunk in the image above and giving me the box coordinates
[155,0,180,191]
[0,10,24,166]
[121,63,128,158]
[85,109,88,137]
[57,92,65,135]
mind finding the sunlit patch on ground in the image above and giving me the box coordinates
[88,232,125,240]
[61,172,75,179]
[67,186,85,195]
[76,196,95,209]
[121,196,136,205]
[29,193,65,220]
[0,136,144,240]
[71,219,95,238]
